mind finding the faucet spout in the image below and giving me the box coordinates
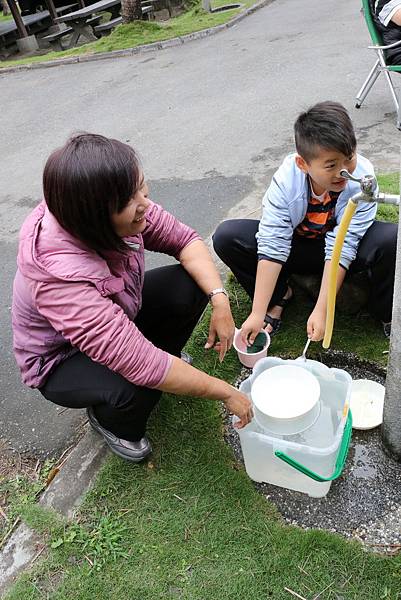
[339,169,362,184]
[340,169,378,200]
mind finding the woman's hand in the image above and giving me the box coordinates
[223,386,253,429]
[160,357,253,428]
[204,295,235,362]
[307,304,327,341]
[240,312,265,346]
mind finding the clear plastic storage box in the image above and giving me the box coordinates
[236,357,353,498]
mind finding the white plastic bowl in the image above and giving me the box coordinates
[251,364,321,435]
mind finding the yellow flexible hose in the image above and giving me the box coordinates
[322,199,358,349]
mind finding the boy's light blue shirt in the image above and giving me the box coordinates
[256,153,377,270]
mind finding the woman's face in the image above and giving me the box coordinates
[111,173,151,238]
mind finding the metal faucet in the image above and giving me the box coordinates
[340,169,400,206]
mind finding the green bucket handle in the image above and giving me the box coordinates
[274,411,353,483]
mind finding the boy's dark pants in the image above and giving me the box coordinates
[213,219,397,323]
[40,265,207,442]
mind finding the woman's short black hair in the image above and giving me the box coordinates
[294,101,356,163]
[43,133,141,252]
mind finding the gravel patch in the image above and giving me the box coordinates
[226,351,401,553]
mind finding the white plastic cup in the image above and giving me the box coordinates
[233,328,271,368]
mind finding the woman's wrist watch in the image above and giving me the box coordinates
[208,287,229,303]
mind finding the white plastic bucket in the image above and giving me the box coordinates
[233,328,271,368]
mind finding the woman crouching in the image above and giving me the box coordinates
[12,133,252,462]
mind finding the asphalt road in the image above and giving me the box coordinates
[1,0,400,457]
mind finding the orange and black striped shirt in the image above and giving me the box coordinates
[296,185,340,239]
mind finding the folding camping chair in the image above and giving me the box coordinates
[356,0,401,129]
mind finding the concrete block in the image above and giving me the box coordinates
[16,35,39,53]
[153,8,170,20]
[0,524,41,596]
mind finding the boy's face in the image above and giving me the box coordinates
[295,147,357,196]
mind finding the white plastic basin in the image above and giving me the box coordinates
[350,379,385,430]
[251,364,321,435]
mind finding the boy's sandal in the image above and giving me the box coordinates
[264,314,281,337]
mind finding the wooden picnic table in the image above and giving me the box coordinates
[0,4,76,50]
[54,0,121,47]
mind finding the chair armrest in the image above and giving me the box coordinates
[368,38,401,50]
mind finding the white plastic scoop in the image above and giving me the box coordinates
[301,337,312,361]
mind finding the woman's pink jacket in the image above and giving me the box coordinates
[12,201,200,389]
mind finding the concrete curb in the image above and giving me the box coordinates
[0,429,109,596]
[0,0,275,75]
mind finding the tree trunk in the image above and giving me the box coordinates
[121,0,142,23]
[1,0,10,15]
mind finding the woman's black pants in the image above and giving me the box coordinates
[40,265,208,442]
[212,219,397,323]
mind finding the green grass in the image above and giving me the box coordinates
[376,172,400,224]
[0,12,13,22]
[0,0,258,69]
[377,172,399,195]
[3,173,400,599]
[0,459,56,546]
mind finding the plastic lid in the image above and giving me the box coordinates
[251,365,320,420]
[350,379,385,430]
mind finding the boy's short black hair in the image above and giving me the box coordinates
[294,101,356,163]
[43,133,141,252]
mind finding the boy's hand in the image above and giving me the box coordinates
[307,305,327,341]
[241,312,265,346]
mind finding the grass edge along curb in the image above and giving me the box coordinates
[0,0,275,75]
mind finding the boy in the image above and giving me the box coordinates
[213,101,397,345]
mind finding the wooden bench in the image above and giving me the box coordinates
[42,26,74,50]
[85,14,103,27]
[94,15,121,36]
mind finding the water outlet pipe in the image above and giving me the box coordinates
[323,170,399,348]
